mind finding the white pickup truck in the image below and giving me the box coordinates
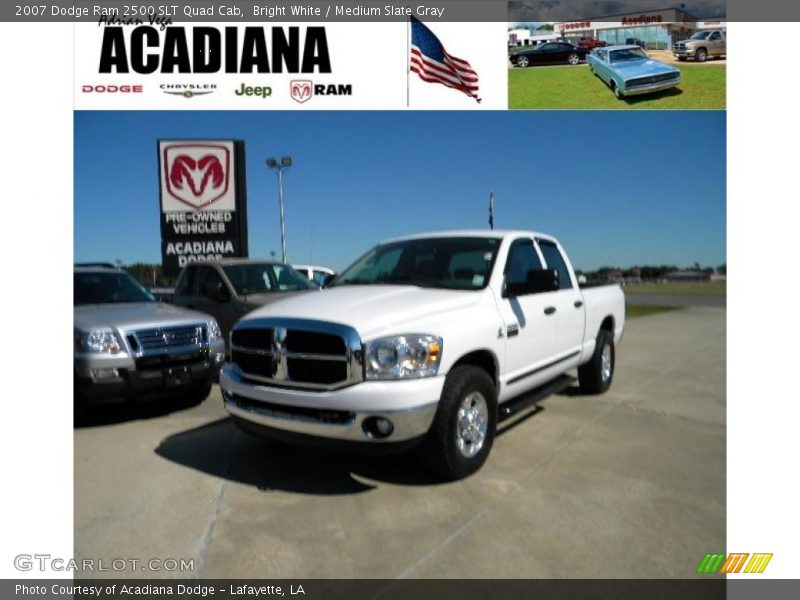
[219,230,625,479]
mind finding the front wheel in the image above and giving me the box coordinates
[568,53,581,65]
[695,48,708,62]
[425,366,497,480]
[516,55,530,68]
[578,329,615,394]
[612,81,624,99]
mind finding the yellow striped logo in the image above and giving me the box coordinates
[697,552,773,574]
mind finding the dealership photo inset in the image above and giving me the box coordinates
[509,6,726,109]
[74,109,725,578]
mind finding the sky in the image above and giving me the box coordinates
[74,110,725,272]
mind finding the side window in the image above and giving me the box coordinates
[537,240,573,290]
[710,32,720,41]
[196,266,225,296]
[175,266,197,296]
[504,238,543,285]
[312,270,329,286]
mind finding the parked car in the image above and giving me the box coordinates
[578,37,608,51]
[292,264,337,288]
[74,266,225,422]
[220,230,625,480]
[625,38,647,49]
[673,29,726,62]
[587,45,681,99]
[509,42,588,67]
[172,259,317,348]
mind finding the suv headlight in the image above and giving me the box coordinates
[365,334,442,380]
[208,320,222,342]
[74,329,121,354]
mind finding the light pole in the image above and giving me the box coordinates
[266,156,292,263]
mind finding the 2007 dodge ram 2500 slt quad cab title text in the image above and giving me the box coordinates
[74,266,226,422]
[220,231,625,479]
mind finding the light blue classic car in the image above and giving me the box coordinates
[587,45,681,99]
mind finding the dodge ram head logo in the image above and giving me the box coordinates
[290,80,313,103]
[163,144,231,209]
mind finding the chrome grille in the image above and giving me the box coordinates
[627,73,679,88]
[131,325,204,354]
[230,318,362,391]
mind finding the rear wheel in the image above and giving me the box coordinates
[578,329,615,394]
[425,366,497,480]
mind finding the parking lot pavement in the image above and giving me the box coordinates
[74,306,725,579]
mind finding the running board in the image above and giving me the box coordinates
[498,375,575,422]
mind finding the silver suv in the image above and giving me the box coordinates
[74,267,225,421]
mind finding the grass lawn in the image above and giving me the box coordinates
[509,63,725,109]
[626,304,682,318]
[625,281,727,297]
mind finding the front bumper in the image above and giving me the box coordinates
[622,76,680,96]
[219,363,442,444]
[672,48,694,58]
[75,348,224,404]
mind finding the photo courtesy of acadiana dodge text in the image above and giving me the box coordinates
[74,110,725,578]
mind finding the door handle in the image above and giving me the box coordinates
[574,300,584,308]
[544,306,556,315]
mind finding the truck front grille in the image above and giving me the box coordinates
[129,325,205,355]
[230,319,362,391]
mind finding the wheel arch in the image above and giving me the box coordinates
[448,349,499,390]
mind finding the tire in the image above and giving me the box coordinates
[425,366,497,480]
[185,382,212,405]
[695,48,708,62]
[568,53,580,65]
[578,329,615,394]
[612,81,624,99]
[516,55,530,68]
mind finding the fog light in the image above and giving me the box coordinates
[91,368,118,381]
[362,416,394,439]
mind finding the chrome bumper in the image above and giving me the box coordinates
[622,77,680,96]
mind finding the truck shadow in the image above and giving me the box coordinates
[154,375,577,495]
[75,395,204,429]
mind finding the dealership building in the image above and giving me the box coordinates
[554,7,726,51]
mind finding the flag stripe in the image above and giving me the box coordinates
[410,67,478,95]
[410,58,479,90]
[411,50,479,82]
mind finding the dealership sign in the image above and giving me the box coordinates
[158,139,248,275]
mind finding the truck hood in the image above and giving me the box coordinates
[74,302,213,332]
[238,289,313,308]
[240,285,482,339]
[613,59,678,79]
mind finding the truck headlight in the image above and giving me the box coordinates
[208,320,222,342]
[365,334,442,380]
[75,329,121,354]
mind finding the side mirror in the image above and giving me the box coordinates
[203,281,230,302]
[505,268,559,297]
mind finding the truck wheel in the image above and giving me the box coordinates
[186,382,212,405]
[578,329,615,394]
[425,366,497,480]
[695,48,708,62]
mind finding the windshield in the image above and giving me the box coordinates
[223,263,315,295]
[330,237,501,291]
[690,31,711,40]
[610,48,648,62]
[74,271,156,305]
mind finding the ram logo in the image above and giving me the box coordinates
[290,80,313,104]
[163,143,231,209]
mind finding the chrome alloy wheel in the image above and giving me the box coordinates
[456,391,489,458]
[568,53,580,65]
[601,342,613,383]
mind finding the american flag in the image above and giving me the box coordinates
[488,191,494,230]
[410,17,480,103]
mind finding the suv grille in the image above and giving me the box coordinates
[129,325,205,354]
[230,319,362,391]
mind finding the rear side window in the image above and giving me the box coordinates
[537,240,573,290]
